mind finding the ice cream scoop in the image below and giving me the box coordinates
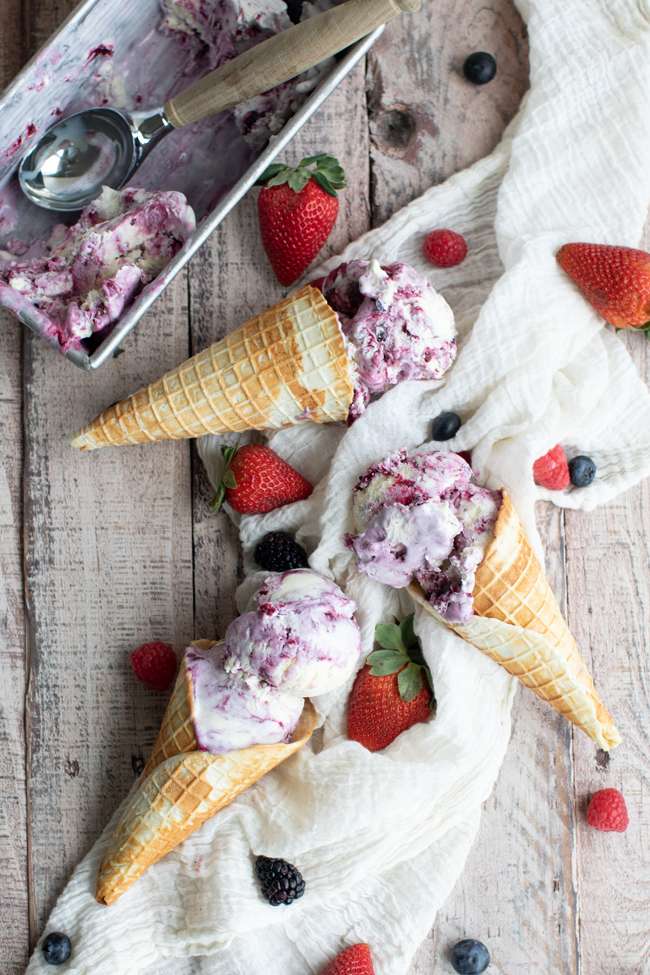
[320,260,457,418]
[223,569,362,696]
[350,449,501,622]
[182,570,360,752]
[186,642,304,753]
[18,0,420,212]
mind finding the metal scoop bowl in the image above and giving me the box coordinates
[18,0,420,213]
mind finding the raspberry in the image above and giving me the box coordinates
[130,641,177,692]
[533,444,570,490]
[322,944,375,975]
[423,229,468,268]
[586,788,629,832]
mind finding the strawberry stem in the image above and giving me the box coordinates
[256,154,346,197]
[370,614,435,707]
[211,446,238,512]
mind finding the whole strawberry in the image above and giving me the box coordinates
[321,943,375,975]
[586,788,629,832]
[130,641,177,692]
[347,615,434,752]
[257,154,346,286]
[212,444,312,515]
[533,444,570,490]
[557,242,650,330]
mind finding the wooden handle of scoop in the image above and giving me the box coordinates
[164,0,421,128]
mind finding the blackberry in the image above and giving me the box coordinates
[254,532,309,572]
[255,856,306,906]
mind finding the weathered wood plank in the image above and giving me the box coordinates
[363,5,567,974]
[0,5,30,972]
[19,0,195,938]
[413,503,579,975]
[189,64,371,639]
[367,0,528,226]
[565,328,650,975]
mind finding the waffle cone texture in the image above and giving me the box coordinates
[72,286,354,451]
[409,493,620,751]
[96,641,318,905]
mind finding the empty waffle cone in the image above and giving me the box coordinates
[96,640,318,905]
[409,493,620,751]
[72,286,354,451]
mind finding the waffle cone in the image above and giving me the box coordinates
[96,641,318,905]
[72,286,354,451]
[409,493,620,750]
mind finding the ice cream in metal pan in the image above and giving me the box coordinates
[0,0,392,367]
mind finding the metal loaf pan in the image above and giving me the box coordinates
[0,0,381,369]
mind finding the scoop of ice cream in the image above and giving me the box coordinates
[320,260,457,419]
[223,569,362,696]
[186,642,303,753]
[0,186,195,350]
[350,449,501,622]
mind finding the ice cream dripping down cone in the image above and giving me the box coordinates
[72,286,354,451]
[409,493,621,751]
[96,641,318,906]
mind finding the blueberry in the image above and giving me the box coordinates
[451,939,490,974]
[569,455,596,488]
[463,52,497,85]
[431,411,462,441]
[42,932,72,966]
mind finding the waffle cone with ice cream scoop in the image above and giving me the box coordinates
[409,493,621,751]
[96,641,318,906]
[72,285,354,451]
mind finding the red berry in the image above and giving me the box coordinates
[130,642,177,692]
[423,229,468,268]
[257,155,346,286]
[586,788,629,832]
[533,444,570,491]
[216,444,313,515]
[557,242,650,329]
[321,943,375,975]
[348,666,432,751]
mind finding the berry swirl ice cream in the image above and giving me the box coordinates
[186,569,361,753]
[320,260,457,420]
[349,449,501,623]
[223,569,362,695]
[186,641,304,753]
[0,186,195,350]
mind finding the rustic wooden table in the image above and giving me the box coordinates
[2,1,648,973]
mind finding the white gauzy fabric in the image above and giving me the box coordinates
[28,1,650,973]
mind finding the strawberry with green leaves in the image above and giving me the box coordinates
[257,153,346,286]
[347,614,435,752]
